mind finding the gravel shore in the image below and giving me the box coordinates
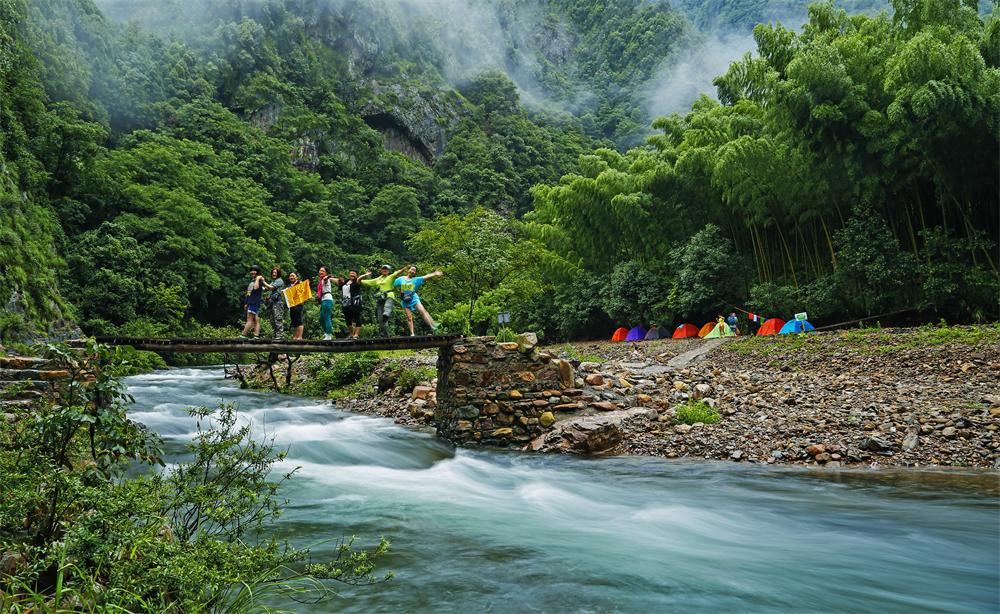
[246,326,1000,469]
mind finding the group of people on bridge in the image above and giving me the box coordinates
[240,264,444,341]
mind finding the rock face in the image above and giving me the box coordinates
[435,337,574,447]
[357,81,465,164]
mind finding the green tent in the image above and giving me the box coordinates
[704,322,735,339]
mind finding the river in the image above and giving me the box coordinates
[125,367,999,613]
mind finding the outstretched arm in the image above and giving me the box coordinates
[358,271,372,280]
[422,270,444,281]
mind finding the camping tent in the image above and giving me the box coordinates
[697,322,716,337]
[672,323,700,339]
[625,326,647,342]
[757,318,786,336]
[611,327,629,342]
[644,327,661,341]
[704,322,735,338]
[779,319,815,334]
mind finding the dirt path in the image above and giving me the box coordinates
[666,338,729,368]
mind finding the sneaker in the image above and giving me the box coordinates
[431,323,441,333]
[323,334,332,341]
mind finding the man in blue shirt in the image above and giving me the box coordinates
[393,265,444,336]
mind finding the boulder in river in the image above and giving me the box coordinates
[527,408,656,454]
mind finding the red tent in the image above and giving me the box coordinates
[611,327,629,342]
[672,323,700,339]
[757,318,786,336]
[697,322,716,338]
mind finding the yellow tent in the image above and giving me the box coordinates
[283,280,313,308]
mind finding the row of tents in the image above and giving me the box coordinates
[610,317,816,342]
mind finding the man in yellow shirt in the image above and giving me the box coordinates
[361,264,407,337]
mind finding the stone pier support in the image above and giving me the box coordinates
[434,336,575,446]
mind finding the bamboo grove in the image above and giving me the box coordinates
[525,0,999,326]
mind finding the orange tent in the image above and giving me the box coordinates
[611,327,629,342]
[672,323,700,339]
[757,318,786,336]
[697,322,716,337]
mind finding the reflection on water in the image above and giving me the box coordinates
[127,368,1000,613]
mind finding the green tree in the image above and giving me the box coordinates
[671,224,743,318]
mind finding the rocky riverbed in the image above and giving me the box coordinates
[242,325,1000,469]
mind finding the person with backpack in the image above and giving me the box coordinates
[361,263,407,337]
[393,265,444,336]
[266,266,286,339]
[241,265,267,339]
[339,269,371,340]
[316,266,336,340]
[726,312,739,336]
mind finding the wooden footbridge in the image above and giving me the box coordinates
[77,334,464,354]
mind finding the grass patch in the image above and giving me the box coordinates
[561,344,602,363]
[673,400,721,425]
[840,322,999,355]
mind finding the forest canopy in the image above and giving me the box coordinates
[0,0,996,345]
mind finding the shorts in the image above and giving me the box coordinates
[343,304,363,327]
[247,302,261,315]
[401,295,420,310]
[290,305,303,327]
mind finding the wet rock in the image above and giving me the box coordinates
[806,443,826,456]
[860,437,894,454]
[585,374,605,386]
[557,359,575,388]
[516,332,538,352]
[941,426,957,438]
[539,411,555,428]
[527,409,657,454]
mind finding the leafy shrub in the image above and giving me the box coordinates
[674,400,721,425]
[395,366,436,392]
[105,345,168,376]
[494,327,517,342]
[296,352,380,397]
[0,345,390,610]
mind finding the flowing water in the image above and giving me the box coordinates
[126,368,1000,613]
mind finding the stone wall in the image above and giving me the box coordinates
[434,336,575,447]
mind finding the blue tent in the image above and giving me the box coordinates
[779,319,815,334]
[625,326,647,341]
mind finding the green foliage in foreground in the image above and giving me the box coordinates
[0,342,389,611]
[674,400,722,425]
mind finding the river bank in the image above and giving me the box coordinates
[239,324,1000,469]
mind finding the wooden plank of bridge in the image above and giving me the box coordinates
[71,334,463,354]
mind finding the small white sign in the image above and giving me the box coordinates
[794,312,808,321]
[497,312,511,325]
